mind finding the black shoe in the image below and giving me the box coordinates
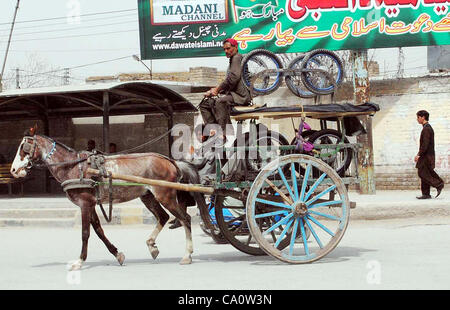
[416,195,432,200]
[169,219,182,229]
[436,183,444,198]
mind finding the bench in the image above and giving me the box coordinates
[0,163,31,196]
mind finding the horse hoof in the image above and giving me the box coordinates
[116,252,125,266]
[179,257,192,265]
[150,247,159,260]
[70,260,83,271]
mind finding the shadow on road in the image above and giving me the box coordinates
[31,247,377,269]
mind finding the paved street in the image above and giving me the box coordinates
[1,216,449,291]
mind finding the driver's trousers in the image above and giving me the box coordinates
[199,95,234,134]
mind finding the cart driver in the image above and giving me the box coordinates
[199,38,251,142]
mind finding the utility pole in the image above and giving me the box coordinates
[63,68,70,85]
[397,47,405,78]
[15,68,20,89]
[0,0,20,92]
[352,49,376,195]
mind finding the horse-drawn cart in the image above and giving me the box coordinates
[87,102,378,264]
[10,48,378,268]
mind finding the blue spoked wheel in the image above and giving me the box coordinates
[246,154,350,264]
[241,49,283,96]
[300,49,344,95]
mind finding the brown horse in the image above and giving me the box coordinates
[10,127,203,270]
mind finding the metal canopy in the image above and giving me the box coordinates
[0,81,197,121]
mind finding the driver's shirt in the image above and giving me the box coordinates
[218,53,251,105]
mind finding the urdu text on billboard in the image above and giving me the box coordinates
[138,0,450,60]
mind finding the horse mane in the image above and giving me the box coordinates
[38,134,77,153]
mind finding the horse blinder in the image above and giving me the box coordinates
[21,137,38,169]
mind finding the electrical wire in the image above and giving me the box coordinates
[0,8,137,26]
[9,48,138,53]
[0,28,138,43]
[0,13,137,32]
[16,68,85,81]
[0,19,138,38]
[17,55,133,77]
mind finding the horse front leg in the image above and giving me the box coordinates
[70,205,92,271]
[90,210,125,266]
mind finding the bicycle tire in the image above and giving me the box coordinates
[300,49,344,95]
[241,49,283,96]
[285,54,317,98]
[307,129,352,177]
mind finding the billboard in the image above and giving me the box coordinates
[138,0,450,60]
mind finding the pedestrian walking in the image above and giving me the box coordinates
[414,110,444,199]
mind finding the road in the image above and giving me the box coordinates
[1,217,449,291]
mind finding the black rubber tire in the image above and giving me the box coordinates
[241,49,283,96]
[285,54,317,98]
[214,195,266,256]
[214,193,299,256]
[289,129,318,147]
[300,49,344,95]
[244,130,290,172]
[307,129,352,177]
[194,192,228,244]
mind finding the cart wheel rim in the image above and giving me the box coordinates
[246,154,350,264]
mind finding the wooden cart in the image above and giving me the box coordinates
[89,106,377,264]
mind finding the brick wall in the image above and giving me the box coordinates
[254,75,450,189]
[87,67,227,86]
[1,71,448,193]
[0,113,195,194]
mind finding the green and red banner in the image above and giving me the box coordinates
[138,0,450,59]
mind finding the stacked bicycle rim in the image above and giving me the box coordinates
[241,49,344,98]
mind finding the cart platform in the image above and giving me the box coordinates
[231,102,379,120]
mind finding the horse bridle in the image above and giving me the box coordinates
[21,136,39,169]
[22,135,57,169]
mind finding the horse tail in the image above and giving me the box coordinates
[174,160,206,208]
[175,160,200,184]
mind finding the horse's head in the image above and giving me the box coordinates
[10,126,41,178]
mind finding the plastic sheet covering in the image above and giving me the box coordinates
[231,102,380,116]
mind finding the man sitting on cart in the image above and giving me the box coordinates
[199,38,251,142]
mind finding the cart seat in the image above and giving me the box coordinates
[230,104,265,116]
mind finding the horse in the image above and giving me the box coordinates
[10,127,204,270]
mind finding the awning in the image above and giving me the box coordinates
[0,81,198,121]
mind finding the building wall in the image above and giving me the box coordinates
[248,75,450,189]
[0,70,448,194]
[0,112,195,194]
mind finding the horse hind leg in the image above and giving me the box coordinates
[158,191,193,265]
[90,209,125,266]
[141,191,169,260]
[179,211,193,265]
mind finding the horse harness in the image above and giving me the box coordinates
[61,153,115,223]
[23,135,183,223]
[21,136,113,222]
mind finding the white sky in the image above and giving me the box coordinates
[0,0,430,86]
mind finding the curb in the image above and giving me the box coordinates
[0,191,448,227]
